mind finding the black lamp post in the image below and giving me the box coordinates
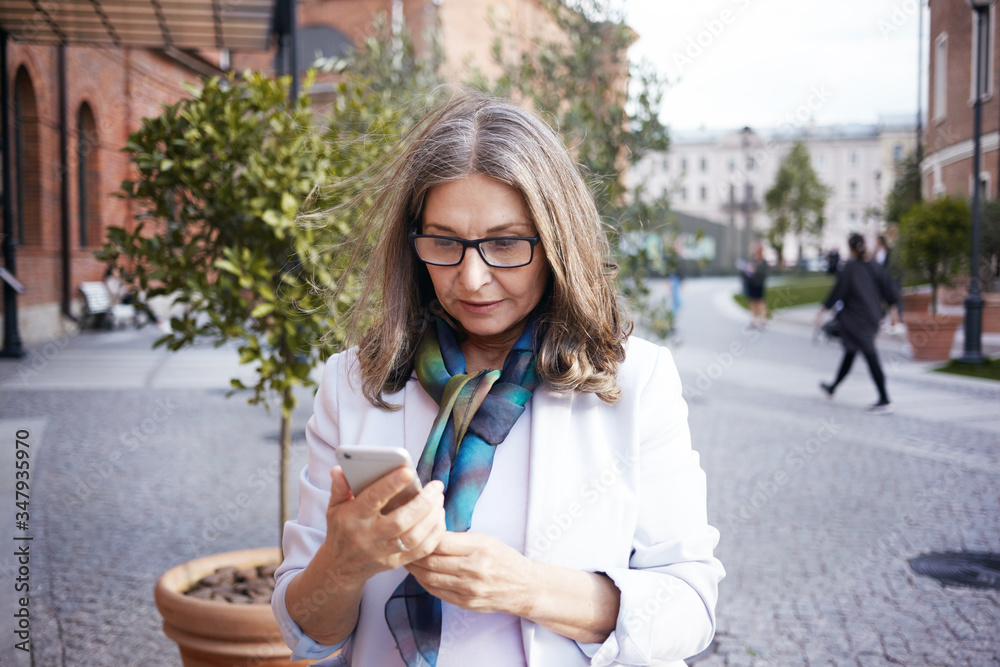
[960,0,993,365]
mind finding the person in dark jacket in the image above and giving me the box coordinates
[741,243,768,329]
[814,233,900,413]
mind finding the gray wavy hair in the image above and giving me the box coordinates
[343,87,630,409]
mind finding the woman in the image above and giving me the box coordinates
[272,90,724,666]
[815,233,899,413]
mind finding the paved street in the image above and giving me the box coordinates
[1,276,998,666]
[655,277,1000,667]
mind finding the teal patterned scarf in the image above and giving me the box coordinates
[385,312,539,667]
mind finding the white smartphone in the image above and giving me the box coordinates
[338,445,422,514]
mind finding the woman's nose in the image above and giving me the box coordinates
[458,247,492,290]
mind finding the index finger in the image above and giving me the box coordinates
[355,466,417,516]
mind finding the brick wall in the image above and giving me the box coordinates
[2,42,204,341]
[924,0,1000,198]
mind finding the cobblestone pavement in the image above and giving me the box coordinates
[1,277,998,666]
[654,278,1000,667]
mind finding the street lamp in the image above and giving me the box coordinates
[960,0,994,365]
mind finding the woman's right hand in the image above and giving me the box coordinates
[318,465,447,591]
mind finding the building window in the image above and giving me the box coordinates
[680,186,687,201]
[700,157,708,172]
[77,103,101,247]
[728,157,736,172]
[662,157,669,170]
[934,32,948,121]
[970,7,996,101]
[849,181,857,199]
[893,144,904,162]
[729,183,736,203]
[817,153,825,168]
[746,155,755,171]
[681,157,688,172]
[850,152,858,168]
[746,184,754,202]
[700,185,707,201]
[849,212,857,225]
[14,67,41,246]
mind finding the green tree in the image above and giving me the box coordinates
[474,0,676,331]
[98,71,408,546]
[884,150,922,224]
[898,196,972,314]
[764,141,832,267]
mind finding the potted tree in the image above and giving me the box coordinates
[898,196,971,361]
[98,70,407,665]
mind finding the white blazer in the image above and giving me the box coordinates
[274,336,724,666]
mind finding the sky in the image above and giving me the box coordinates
[623,0,927,133]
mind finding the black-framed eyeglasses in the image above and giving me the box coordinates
[409,232,541,268]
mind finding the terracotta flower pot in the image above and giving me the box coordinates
[901,291,933,315]
[902,313,963,361]
[155,547,311,667]
[939,277,970,306]
[983,293,1000,333]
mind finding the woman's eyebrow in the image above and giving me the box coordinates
[422,221,534,235]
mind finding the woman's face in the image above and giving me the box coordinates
[420,173,550,345]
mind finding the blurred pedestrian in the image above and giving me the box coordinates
[825,248,840,274]
[875,229,904,323]
[740,243,768,329]
[815,233,900,413]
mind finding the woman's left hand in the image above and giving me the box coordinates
[404,532,533,616]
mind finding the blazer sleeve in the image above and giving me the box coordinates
[271,352,352,662]
[578,345,725,665]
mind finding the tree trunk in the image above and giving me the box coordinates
[279,387,293,562]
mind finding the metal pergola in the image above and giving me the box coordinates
[0,0,275,50]
[0,0,298,357]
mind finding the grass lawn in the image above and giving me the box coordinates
[733,273,836,313]
[933,358,1000,382]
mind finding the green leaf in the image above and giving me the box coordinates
[250,302,275,318]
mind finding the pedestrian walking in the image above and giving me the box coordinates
[815,233,900,413]
[273,89,723,666]
[740,243,768,329]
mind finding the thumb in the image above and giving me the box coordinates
[328,466,354,507]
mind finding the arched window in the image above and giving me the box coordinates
[14,67,41,246]
[77,103,101,247]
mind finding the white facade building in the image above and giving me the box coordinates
[631,118,918,265]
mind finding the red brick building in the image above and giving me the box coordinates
[923,0,999,199]
[4,44,226,344]
[0,0,566,347]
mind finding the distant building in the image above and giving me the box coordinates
[923,0,998,200]
[631,118,917,266]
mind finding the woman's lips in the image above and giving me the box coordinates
[459,300,503,314]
